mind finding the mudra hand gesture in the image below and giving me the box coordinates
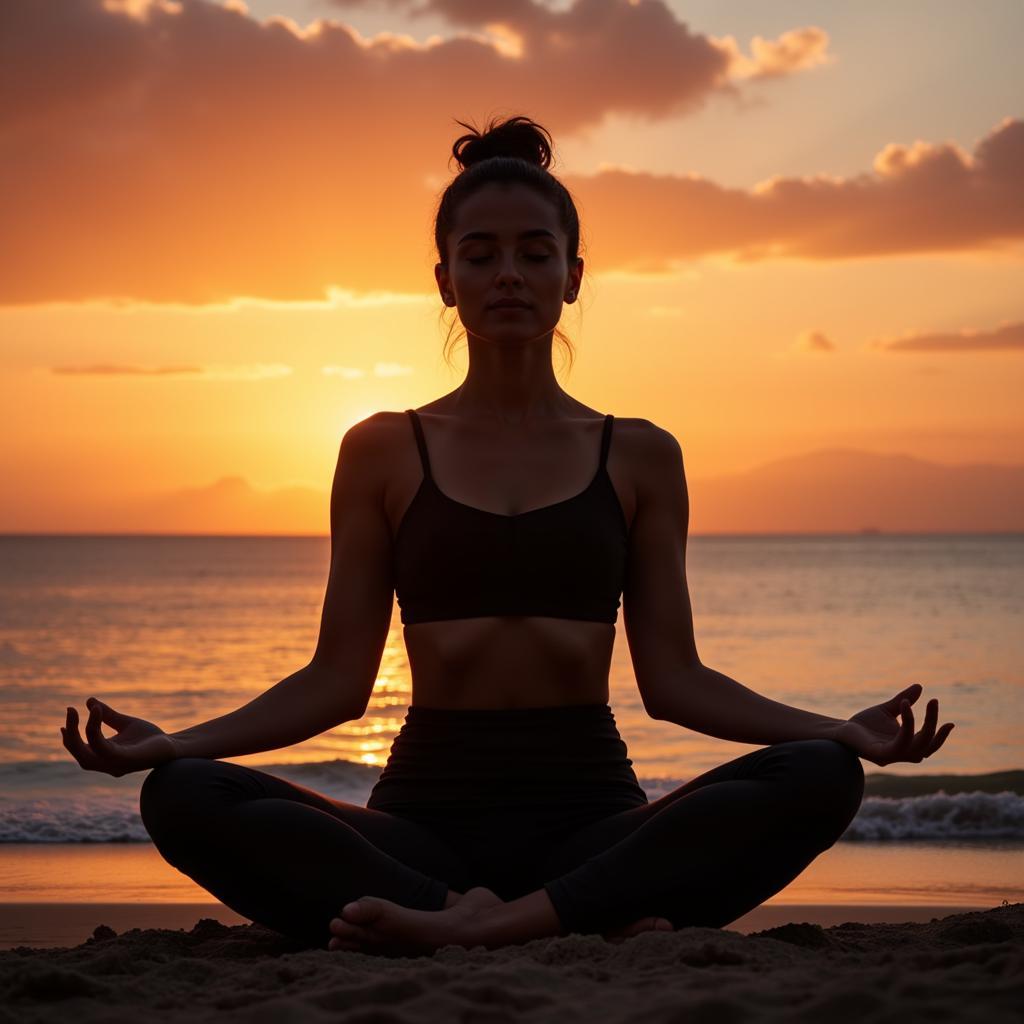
[61,697,177,777]
[837,683,954,766]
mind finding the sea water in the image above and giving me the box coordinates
[0,534,1021,906]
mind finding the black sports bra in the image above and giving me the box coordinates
[392,410,629,625]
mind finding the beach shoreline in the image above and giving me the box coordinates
[0,900,999,951]
[1,903,1019,1022]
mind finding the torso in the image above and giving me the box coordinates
[381,400,641,710]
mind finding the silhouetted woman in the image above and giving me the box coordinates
[62,114,955,956]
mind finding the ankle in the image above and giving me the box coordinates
[443,888,465,908]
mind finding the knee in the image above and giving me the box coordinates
[777,738,863,818]
[139,757,221,839]
[793,738,865,837]
[803,738,863,794]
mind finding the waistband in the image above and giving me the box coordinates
[404,701,613,722]
[392,702,622,753]
[367,701,647,817]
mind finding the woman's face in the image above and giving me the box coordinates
[437,181,582,344]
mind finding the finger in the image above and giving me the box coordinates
[908,698,939,761]
[95,701,133,731]
[923,723,955,758]
[84,700,117,760]
[886,698,915,760]
[63,707,100,770]
[885,683,923,711]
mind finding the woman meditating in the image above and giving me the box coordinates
[61,115,954,957]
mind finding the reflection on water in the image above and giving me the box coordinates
[0,534,1020,778]
[1,840,1019,907]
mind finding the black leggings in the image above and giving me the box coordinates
[139,703,864,949]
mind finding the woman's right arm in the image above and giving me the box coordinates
[166,660,364,760]
[62,414,399,773]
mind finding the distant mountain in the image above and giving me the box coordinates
[83,475,327,535]
[687,448,1024,534]
[22,448,1024,534]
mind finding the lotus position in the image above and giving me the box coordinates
[61,115,954,957]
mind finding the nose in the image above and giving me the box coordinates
[493,254,525,286]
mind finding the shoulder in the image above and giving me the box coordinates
[613,417,684,479]
[613,420,688,533]
[339,411,410,457]
[332,412,412,494]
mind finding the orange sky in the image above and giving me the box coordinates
[1,0,1021,533]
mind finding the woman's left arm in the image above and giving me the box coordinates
[648,661,849,745]
[620,421,954,765]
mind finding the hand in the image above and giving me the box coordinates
[61,698,178,777]
[837,683,954,766]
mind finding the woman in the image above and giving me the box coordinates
[61,115,955,957]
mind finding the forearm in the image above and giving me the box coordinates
[170,662,360,760]
[652,663,847,745]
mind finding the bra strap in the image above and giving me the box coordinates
[405,410,433,479]
[598,414,614,469]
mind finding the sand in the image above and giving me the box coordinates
[0,903,1020,1023]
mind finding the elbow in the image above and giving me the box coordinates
[642,696,669,722]
[336,701,367,725]
[303,659,368,727]
[641,691,672,722]
[643,662,705,722]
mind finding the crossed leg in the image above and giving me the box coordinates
[140,738,864,951]
[538,737,866,935]
[139,757,471,948]
[330,738,865,951]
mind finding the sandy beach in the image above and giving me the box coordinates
[1,902,1019,1022]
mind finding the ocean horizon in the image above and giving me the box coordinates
[1,533,1021,906]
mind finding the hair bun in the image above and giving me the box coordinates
[451,115,553,172]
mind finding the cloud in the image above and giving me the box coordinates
[51,362,294,379]
[867,319,1024,353]
[372,361,414,376]
[714,26,832,81]
[0,0,837,306]
[322,365,367,378]
[574,116,1024,266]
[2,0,1018,308]
[793,330,835,353]
[52,363,205,375]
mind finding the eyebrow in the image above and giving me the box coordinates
[457,229,557,244]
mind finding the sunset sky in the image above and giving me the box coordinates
[2,0,1022,533]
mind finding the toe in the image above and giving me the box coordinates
[330,917,367,940]
[341,896,384,925]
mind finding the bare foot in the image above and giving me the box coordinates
[328,886,505,956]
[602,916,674,944]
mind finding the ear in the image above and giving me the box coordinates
[569,257,584,296]
[434,262,452,305]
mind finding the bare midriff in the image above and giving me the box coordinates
[403,617,616,709]
[385,406,636,711]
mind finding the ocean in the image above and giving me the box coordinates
[1,534,1021,908]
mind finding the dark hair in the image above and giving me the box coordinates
[432,114,584,374]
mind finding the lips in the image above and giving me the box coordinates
[489,301,531,309]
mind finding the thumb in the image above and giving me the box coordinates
[885,683,922,710]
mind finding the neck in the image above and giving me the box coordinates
[454,334,573,423]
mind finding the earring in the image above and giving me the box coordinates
[567,291,575,300]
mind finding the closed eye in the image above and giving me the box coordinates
[467,255,550,264]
